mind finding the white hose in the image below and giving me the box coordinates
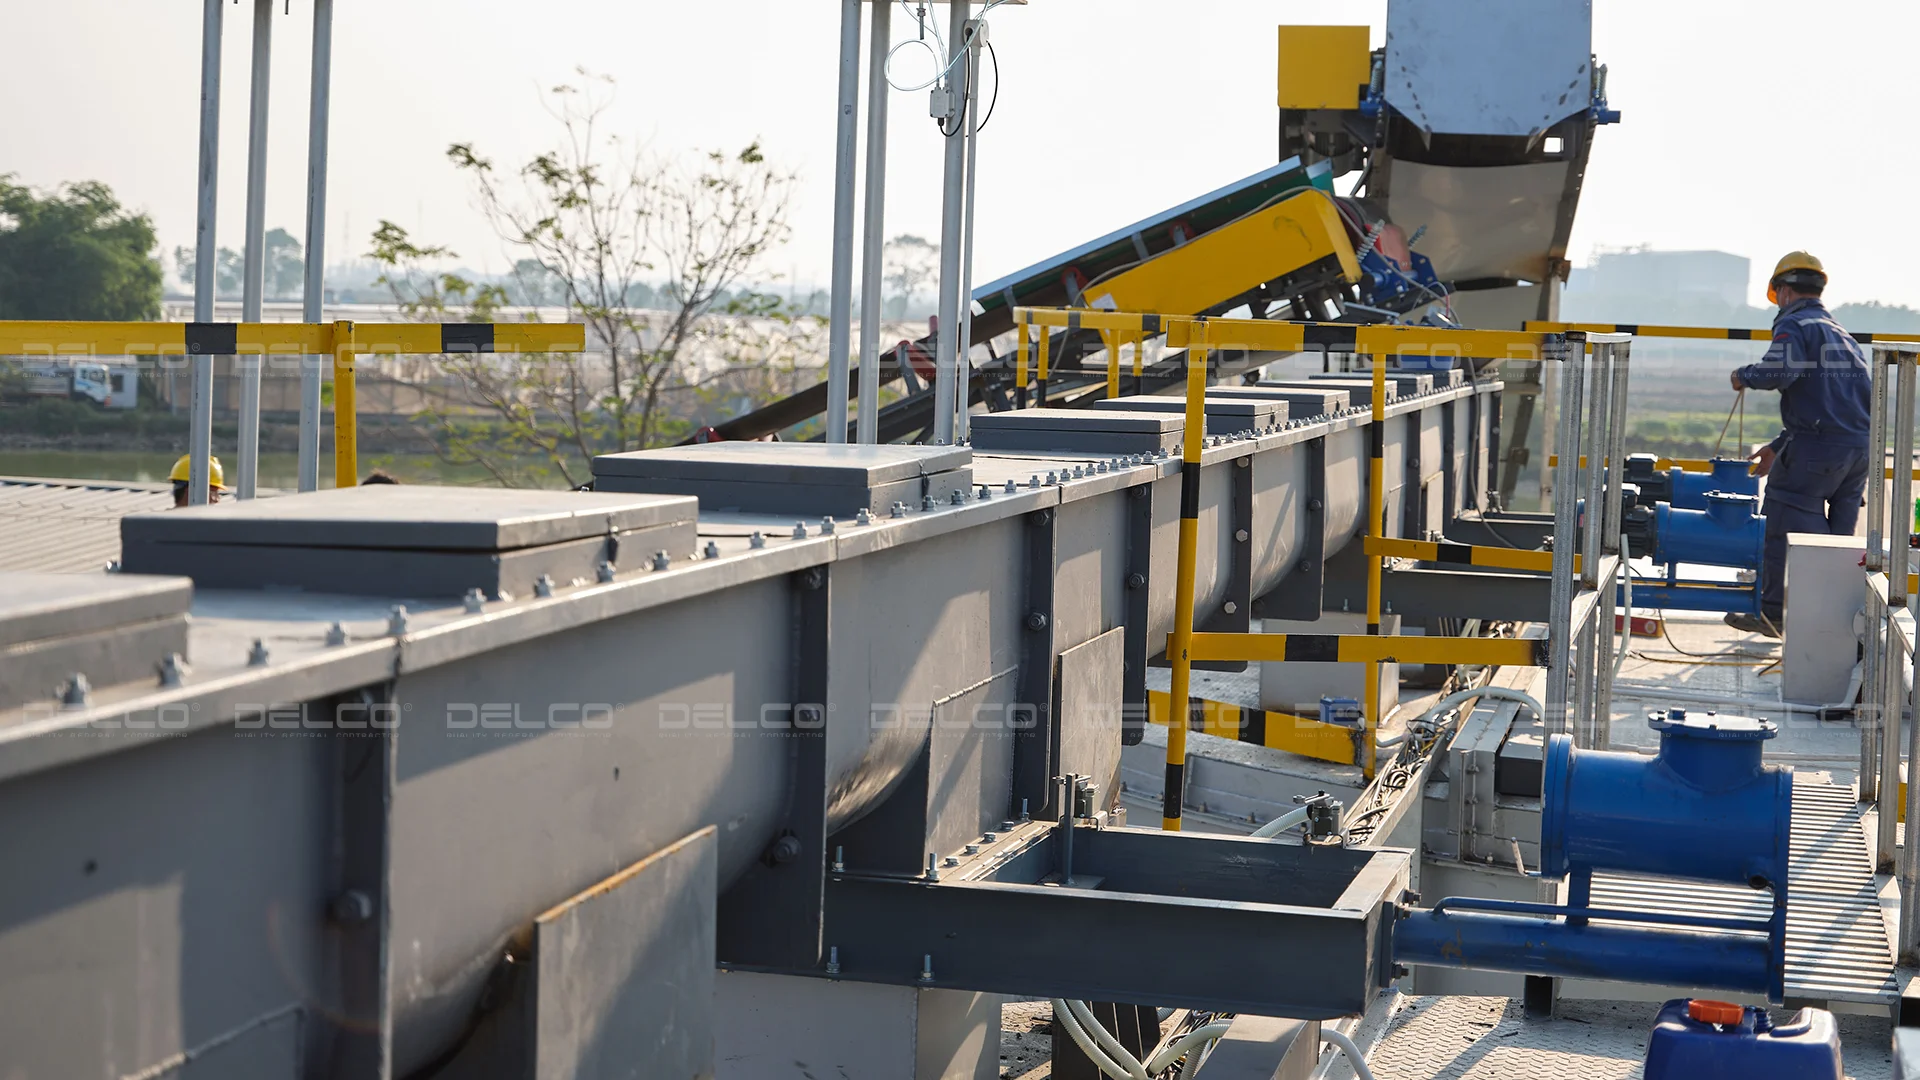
[1145,1021,1233,1074]
[1050,1000,1146,1080]
[1615,528,1633,679]
[1320,1027,1380,1080]
[1378,684,1544,748]
[1251,804,1312,838]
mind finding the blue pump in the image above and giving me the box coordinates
[1650,492,1766,570]
[1621,454,1758,510]
[1396,709,1793,1001]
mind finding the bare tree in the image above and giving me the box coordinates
[883,234,939,320]
[369,72,809,487]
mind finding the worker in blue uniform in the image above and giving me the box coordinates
[1725,252,1872,637]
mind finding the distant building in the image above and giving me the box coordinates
[1568,248,1752,310]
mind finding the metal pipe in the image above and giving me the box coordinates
[297,0,334,492]
[1581,347,1607,590]
[1365,359,1386,777]
[1891,357,1914,610]
[954,16,983,442]
[930,1,969,444]
[824,0,861,444]
[1904,613,1920,961]
[1863,355,1888,797]
[188,0,224,507]
[1104,330,1120,399]
[1879,610,1902,869]
[1163,336,1208,830]
[1056,775,1076,885]
[1393,909,1774,998]
[1545,337,1581,733]
[1868,350,1888,573]
[853,0,890,445]
[236,0,274,500]
[1881,355,1915,868]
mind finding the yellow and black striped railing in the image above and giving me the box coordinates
[0,319,584,356]
[1526,319,1920,346]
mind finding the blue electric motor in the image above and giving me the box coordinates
[1396,709,1794,1001]
[1625,490,1766,571]
[1541,708,1792,892]
[1623,454,1758,510]
[1644,998,1841,1080]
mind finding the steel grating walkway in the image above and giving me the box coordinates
[1588,776,1896,1005]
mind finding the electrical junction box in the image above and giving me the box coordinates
[0,571,192,710]
[594,442,973,519]
[1209,385,1349,418]
[969,408,1185,456]
[1081,395,1287,436]
[122,486,697,601]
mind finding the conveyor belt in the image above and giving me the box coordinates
[1588,776,1896,1005]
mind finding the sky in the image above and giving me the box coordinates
[4,1,1917,310]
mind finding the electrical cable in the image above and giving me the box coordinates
[975,39,1000,132]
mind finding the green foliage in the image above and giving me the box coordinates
[175,229,306,300]
[0,175,161,320]
[0,397,186,438]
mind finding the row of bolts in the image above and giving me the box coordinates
[64,418,1344,706]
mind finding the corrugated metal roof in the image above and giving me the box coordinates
[0,476,171,574]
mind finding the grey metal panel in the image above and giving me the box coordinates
[530,825,716,1080]
[1194,1015,1321,1080]
[593,442,971,486]
[970,409,1185,455]
[0,613,191,712]
[1209,385,1344,418]
[123,521,696,600]
[1311,372,1434,397]
[0,570,192,648]
[1056,628,1125,808]
[1247,443,1308,601]
[1384,0,1593,137]
[0,721,333,1080]
[1267,378,1396,408]
[1083,396,1286,436]
[926,672,1019,862]
[145,1005,306,1079]
[122,485,697,551]
[595,470,973,520]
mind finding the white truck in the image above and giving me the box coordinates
[2,359,137,409]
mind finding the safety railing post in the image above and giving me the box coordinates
[1891,354,1914,612]
[1884,354,1917,869]
[1864,351,1889,800]
[1132,332,1146,396]
[1162,321,1208,830]
[1104,329,1121,399]
[1036,327,1050,407]
[332,321,356,489]
[1903,607,1920,960]
[1595,338,1632,747]
[1546,334,1583,737]
[1364,353,1387,777]
[1014,317,1030,408]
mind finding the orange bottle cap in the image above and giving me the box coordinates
[1687,999,1745,1026]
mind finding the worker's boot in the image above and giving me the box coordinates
[1723,611,1783,638]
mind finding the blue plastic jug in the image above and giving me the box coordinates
[1643,998,1841,1080]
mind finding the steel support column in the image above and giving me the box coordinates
[824,0,862,444]
[854,0,891,445]
[298,0,334,492]
[930,1,969,445]
[1545,336,1582,734]
[188,0,224,506]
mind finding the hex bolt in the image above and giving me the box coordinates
[156,653,189,688]
[388,606,409,636]
[977,484,991,500]
[793,521,809,539]
[534,574,556,598]
[832,846,845,872]
[1001,819,1017,831]
[329,889,374,926]
[105,560,122,573]
[60,673,91,709]
[891,501,907,518]
[821,516,836,534]
[1046,471,1058,486]
[1237,456,1251,467]
[1072,466,1084,479]
[248,638,271,666]
[1020,799,1031,823]
[982,831,998,842]
[1005,479,1018,494]
[919,954,934,983]
[925,852,940,882]
[609,559,629,580]
[951,489,966,506]
[750,531,767,549]
[1307,497,1324,511]
[1025,611,1049,631]
[1127,571,1147,589]
[963,844,979,856]
[325,622,349,646]
[856,508,872,525]
[826,946,841,975]
[1235,528,1250,543]
[703,541,721,560]
[1224,601,1239,615]
[943,855,960,868]
[463,588,486,614]
[1029,475,1040,489]
[922,495,938,511]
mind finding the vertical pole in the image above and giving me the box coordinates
[1104,330,1120,399]
[1365,356,1386,777]
[1880,600,1904,869]
[954,17,984,442]
[1891,354,1913,613]
[188,0,224,507]
[854,0,891,445]
[1164,328,1208,831]
[1904,604,1920,960]
[930,1,969,444]
[1133,333,1145,396]
[1878,351,1913,868]
[824,0,862,444]
[1864,352,1889,799]
[1869,349,1889,574]
[1014,316,1030,407]
[1036,327,1050,406]
[1596,340,1632,747]
[1546,336,1582,734]
[333,322,357,489]
[298,0,334,492]
[236,0,274,500]
[1576,343,1608,742]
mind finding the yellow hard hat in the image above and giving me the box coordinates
[168,454,228,489]
[1767,250,1826,305]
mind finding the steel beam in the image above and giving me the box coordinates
[824,0,861,444]
[188,0,223,507]
[298,0,334,493]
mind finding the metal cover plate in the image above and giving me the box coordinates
[1309,372,1433,396]
[1220,385,1349,416]
[0,571,192,650]
[592,443,971,488]
[120,486,696,552]
[970,408,1182,435]
[1083,397,1284,422]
